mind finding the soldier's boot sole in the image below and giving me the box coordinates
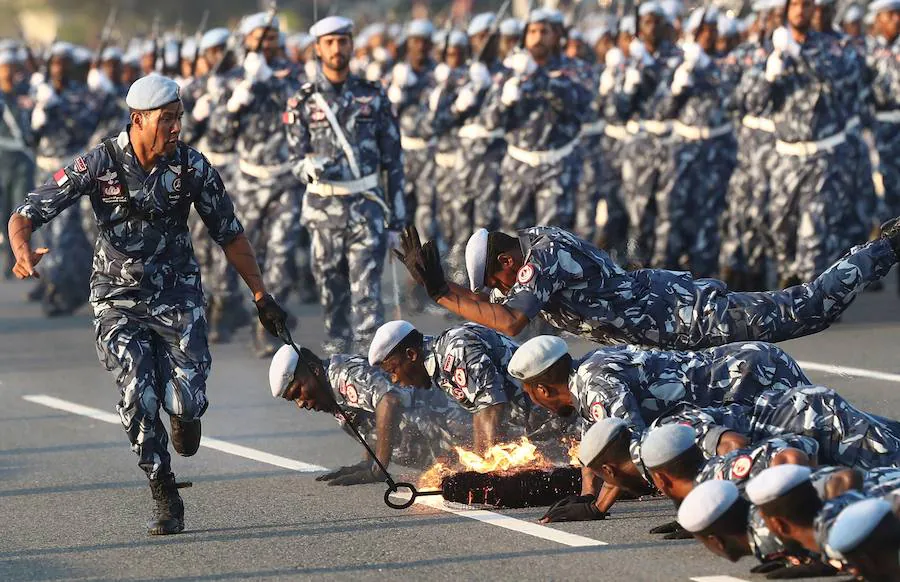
[170,417,201,457]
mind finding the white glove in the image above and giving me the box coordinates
[771,27,800,58]
[226,80,254,113]
[623,67,642,94]
[34,83,57,106]
[501,77,521,106]
[31,106,47,130]
[599,69,617,96]
[192,94,213,122]
[29,72,45,88]
[434,63,451,85]
[765,52,785,82]
[469,61,491,90]
[387,84,404,105]
[508,50,537,77]
[304,59,318,81]
[365,61,383,83]
[629,38,654,66]
[300,156,326,184]
[453,85,477,112]
[243,51,272,82]
[392,63,416,88]
[206,75,225,98]
[605,47,624,69]
[681,42,709,70]
[372,46,391,64]
[87,68,114,94]
[671,65,692,96]
[428,87,443,112]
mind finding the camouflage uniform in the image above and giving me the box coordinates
[31,81,98,315]
[284,72,405,354]
[498,226,896,347]
[15,129,244,479]
[483,55,591,230]
[694,435,820,489]
[745,31,866,281]
[594,62,631,259]
[0,91,34,276]
[325,354,471,468]
[865,37,900,218]
[394,62,436,239]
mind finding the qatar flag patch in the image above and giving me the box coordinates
[53,168,69,187]
[282,111,295,124]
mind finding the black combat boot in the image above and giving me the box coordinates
[170,417,201,457]
[147,472,184,535]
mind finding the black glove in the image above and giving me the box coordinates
[764,561,840,579]
[648,520,693,539]
[541,494,597,521]
[751,560,789,575]
[327,463,388,486]
[316,460,372,482]
[254,293,289,338]
[392,225,426,286]
[540,497,607,522]
[420,240,449,300]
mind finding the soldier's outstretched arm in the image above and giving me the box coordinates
[223,233,267,300]
[7,214,48,279]
[374,392,401,471]
[472,403,506,454]
[437,284,531,337]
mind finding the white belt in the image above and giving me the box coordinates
[305,173,379,196]
[626,120,672,136]
[206,151,236,166]
[775,131,846,157]
[741,115,776,133]
[239,159,292,179]
[36,155,65,172]
[401,135,430,150]
[603,124,630,141]
[672,121,733,141]
[458,124,504,140]
[876,111,900,124]
[506,138,578,167]
[434,151,460,169]
[580,120,607,137]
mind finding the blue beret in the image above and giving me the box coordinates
[827,498,893,554]
[72,46,92,65]
[200,28,230,51]
[685,6,720,32]
[508,336,569,381]
[679,480,740,533]
[126,73,182,110]
[579,418,629,466]
[286,32,314,50]
[639,2,666,17]
[620,15,637,34]
[407,19,435,38]
[641,424,697,469]
[0,50,18,66]
[468,12,496,36]
[842,4,864,22]
[50,42,74,58]
[241,12,280,36]
[746,465,812,505]
[101,47,123,62]
[310,16,354,39]
[448,30,469,47]
[500,18,524,36]
[869,0,900,13]
[369,320,417,365]
[180,39,197,60]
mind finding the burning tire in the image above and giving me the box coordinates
[440,466,582,508]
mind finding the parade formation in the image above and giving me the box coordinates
[4,0,900,579]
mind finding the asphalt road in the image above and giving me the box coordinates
[3,270,900,582]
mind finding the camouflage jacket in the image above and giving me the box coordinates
[16,128,243,314]
[393,60,436,141]
[611,40,682,122]
[33,81,98,159]
[657,58,733,128]
[0,90,33,153]
[695,435,820,490]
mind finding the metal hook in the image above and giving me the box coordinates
[383,481,443,510]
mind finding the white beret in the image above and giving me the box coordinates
[842,5,864,22]
[685,6,720,33]
[50,42,74,58]
[718,16,738,37]
[200,28,231,51]
[407,19,435,38]
[126,73,182,110]
[641,424,696,469]
[73,46,93,65]
[163,40,180,68]
[432,30,448,45]
[369,320,416,366]
[287,33,314,50]
[568,29,584,41]
[241,12,281,36]
[101,47,123,62]
[389,23,402,38]
[0,51,17,66]
[745,465,812,505]
[814,0,835,6]
[468,12,496,36]
[360,23,387,38]
[448,30,469,47]
[678,480,741,533]
[620,15,637,34]
[639,2,666,17]
[465,229,489,292]
[500,18,524,36]
[661,0,684,20]
[528,8,555,24]
[827,498,893,554]
[584,27,611,46]
[180,39,197,60]
[123,50,141,66]
[507,335,569,381]
[269,344,299,398]
[869,0,900,14]
[310,16,354,38]
[579,418,629,466]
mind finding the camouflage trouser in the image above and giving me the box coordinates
[875,121,900,219]
[719,127,774,276]
[448,139,504,279]
[498,150,578,231]
[34,168,92,315]
[95,305,211,479]
[745,385,900,470]
[403,148,435,240]
[234,171,302,301]
[575,138,602,243]
[307,203,387,354]
[0,151,34,276]
[192,163,241,301]
[620,133,672,267]
[769,141,860,281]
[651,133,736,276]
[596,133,629,259]
[843,130,879,245]
[692,237,897,346]
[433,151,463,278]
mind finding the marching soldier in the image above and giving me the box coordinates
[284,16,405,354]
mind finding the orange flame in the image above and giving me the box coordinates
[565,437,580,467]
[417,437,552,488]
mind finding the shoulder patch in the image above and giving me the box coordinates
[453,368,467,387]
[731,455,753,479]
[517,263,536,285]
[282,111,296,124]
[442,354,455,373]
[72,156,88,173]
[590,402,605,421]
[344,384,358,404]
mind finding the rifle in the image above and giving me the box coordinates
[150,14,161,72]
[439,13,454,64]
[251,2,279,55]
[190,9,210,76]
[92,5,118,69]
[474,0,512,63]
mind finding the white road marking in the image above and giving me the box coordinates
[23,394,607,547]
[799,360,900,384]
[690,577,750,582]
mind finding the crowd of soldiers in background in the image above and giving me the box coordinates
[0,0,898,357]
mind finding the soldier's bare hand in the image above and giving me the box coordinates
[12,247,48,279]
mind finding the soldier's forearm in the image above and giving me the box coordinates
[437,283,530,336]
[374,395,400,469]
[595,482,621,513]
[473,403,505,454]
[222,233,267,300]
[580,466,602,496]
[8,213,33,261]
